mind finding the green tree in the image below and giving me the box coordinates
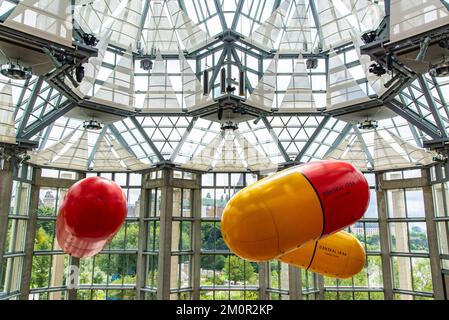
[38,205,55,216]
[30,227,53,288]
[224,256,255,283]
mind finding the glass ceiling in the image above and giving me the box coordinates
[0,0,447,173]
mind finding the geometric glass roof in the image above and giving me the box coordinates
[1,0,448,173]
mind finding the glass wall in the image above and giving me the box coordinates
[323,173,384,300]
[75,171,142,300]
[385,170,434,300]
[141,170,162,299]
[1,165,447,300]
[432,180,449,297]
[171,184,193,299]
[0,165,32,300]
[200,172,259,300]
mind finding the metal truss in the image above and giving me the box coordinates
[6,0,449,169]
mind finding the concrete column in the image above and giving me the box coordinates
[288,266,302,300]
[67,256,79,300]
[390,189,412,299]
[157,169,173,300]
[258,262,269,300]
[444,274,449,299]
[170,189,182,297]
[316,275,325,300]
[19,168,40,300]
[376,174,394,300]
[0,156,14,280]
[422,170,446,300]
[135,173,149,300]
[192,182,202,300]
[280,263,289,300]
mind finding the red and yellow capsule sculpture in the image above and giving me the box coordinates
[56,177,128,258]
[221,160,369,279]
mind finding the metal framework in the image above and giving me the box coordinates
[1,0,447,173]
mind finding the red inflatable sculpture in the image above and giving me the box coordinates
[56,176,128,258]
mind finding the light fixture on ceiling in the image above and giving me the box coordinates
[82,33,98,47]
[306,58,318,69]
[361,30,377,44]
[221,121,238,131]
[369,63,387,76]
[140,58,153,71]
[429,56,449,77]
[83,120,103,130]
[0,63,32,80]
[358,119,378,130]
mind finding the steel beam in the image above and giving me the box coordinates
[87,126,107,169]
[309,0,324,50]
[170,117,198,162]
[417,74,448,138]
[231,0,245,31]
[353,126,374,168]
[213,0,228,30]
[209,49,228,92]
[261,116,291,163]
[230,47,254,93]
[12,78,30,119]
[385,101,442,140]
[19,100,77,140]
[136,0,151,48]
[16,77,44,136]
[323,122,353,158]
[294,116,330,163]
[130,116,165,163]
[109,123,139,159]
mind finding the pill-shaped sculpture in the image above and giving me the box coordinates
[56,177,128,258]
[221,160,370,261]
[278,231,366,279]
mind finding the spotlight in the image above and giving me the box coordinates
[306,58,318,69]
[75,65,85,83]
[82,33,98,46]
[358,120,378,130]
[83,120,103,130]
[429,56,449,77]
[429,63,449,77]
[1,63,32,80]
[361,30,377,44]
[140,58,153,71]
[369,63,387,76]
[221,121,238,131]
